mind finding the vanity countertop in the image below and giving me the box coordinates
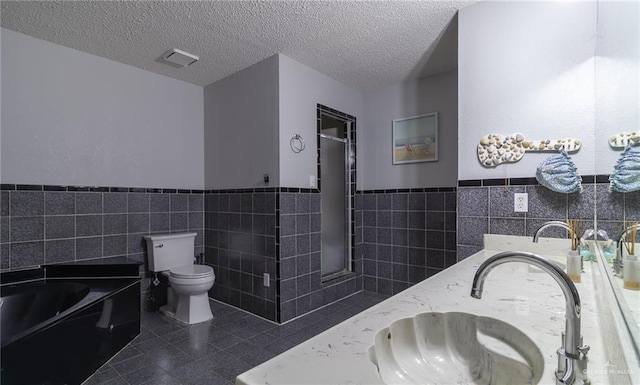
[612,266,640,328]
[237,243,630,385]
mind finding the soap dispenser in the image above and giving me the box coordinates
[567,249,581,283]
[623,255,639,290]
[621,222,638,288]
[566,220,581,283]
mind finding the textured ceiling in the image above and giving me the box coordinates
[1,1,475,91]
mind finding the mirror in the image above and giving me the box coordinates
[594,0,640,357]
[458,0,640,359]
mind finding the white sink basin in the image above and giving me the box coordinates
[367,312,544,385]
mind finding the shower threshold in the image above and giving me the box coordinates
[321,269,354,284]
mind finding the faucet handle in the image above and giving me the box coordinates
[577,345,590,356]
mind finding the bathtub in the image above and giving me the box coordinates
[1,281,91,348]
[1,263,140,385]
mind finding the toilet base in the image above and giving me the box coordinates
[176,292,213,324]
[161,292,213,325]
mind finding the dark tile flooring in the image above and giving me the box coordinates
[83,291,389,385]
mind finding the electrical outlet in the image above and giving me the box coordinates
[263,273,270,287]
[514,193,528,212]
[309,175,316,188]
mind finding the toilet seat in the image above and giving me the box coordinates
[169,265,214,279]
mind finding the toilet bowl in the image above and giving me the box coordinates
[161,265,215,324]
[144,233,215,325]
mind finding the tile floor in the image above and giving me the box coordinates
[83,291,390,385]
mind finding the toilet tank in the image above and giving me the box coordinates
[144,232,197,272]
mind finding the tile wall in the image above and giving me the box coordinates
[204,189,278,322]
[0,185,204,275]
[594,182,640,238]
[279,190,361,323]
[456,176,640,259]
[4,171,636,325]
[204,188,362,324]
[356,188,458,296]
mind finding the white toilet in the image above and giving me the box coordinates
[144,232,215,324]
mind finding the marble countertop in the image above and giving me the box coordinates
[612,272,640,328]
[237,236,635,385]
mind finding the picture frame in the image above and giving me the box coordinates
[392,112,438,164]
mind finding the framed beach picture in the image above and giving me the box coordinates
[392,112,438,164]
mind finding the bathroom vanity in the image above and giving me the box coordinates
[236,235,639,385]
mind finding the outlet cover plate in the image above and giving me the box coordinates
[514,193,528,212]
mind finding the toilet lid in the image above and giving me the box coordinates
[170,265,214,279]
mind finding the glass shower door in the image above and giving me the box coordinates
[320,135,348,277]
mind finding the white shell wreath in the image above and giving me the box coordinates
[290,133,305,153]
[477,133,581,168]
[609,131,639,149]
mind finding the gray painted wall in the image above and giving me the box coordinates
[1,29,204,189]
[204,55,279,190]
[458,1,597,180]
[360,71,458,190]
[278,54,363,188]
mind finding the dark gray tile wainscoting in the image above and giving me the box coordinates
[355,188,458,296]
[0,185,204,273]
[594,183,640,239]
[204,189,278,322]
[456,176,640,260]
[278,190,361,323]
[204,188,362,324]
[2,182,463,325]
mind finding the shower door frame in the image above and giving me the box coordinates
[319,132,351,280]
[317,106,355,282]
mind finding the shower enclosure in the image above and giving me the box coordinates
[319,111,353,280]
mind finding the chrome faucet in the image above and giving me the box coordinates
[470,251,590,385]
[532,221,576,243]
[614,223,640,275]
[532,221,583,270]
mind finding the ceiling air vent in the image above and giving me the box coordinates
[162,48,199,67]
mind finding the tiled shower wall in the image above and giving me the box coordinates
[456,176,640,260]
[355,188,458,296]
[0,185,204,273]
